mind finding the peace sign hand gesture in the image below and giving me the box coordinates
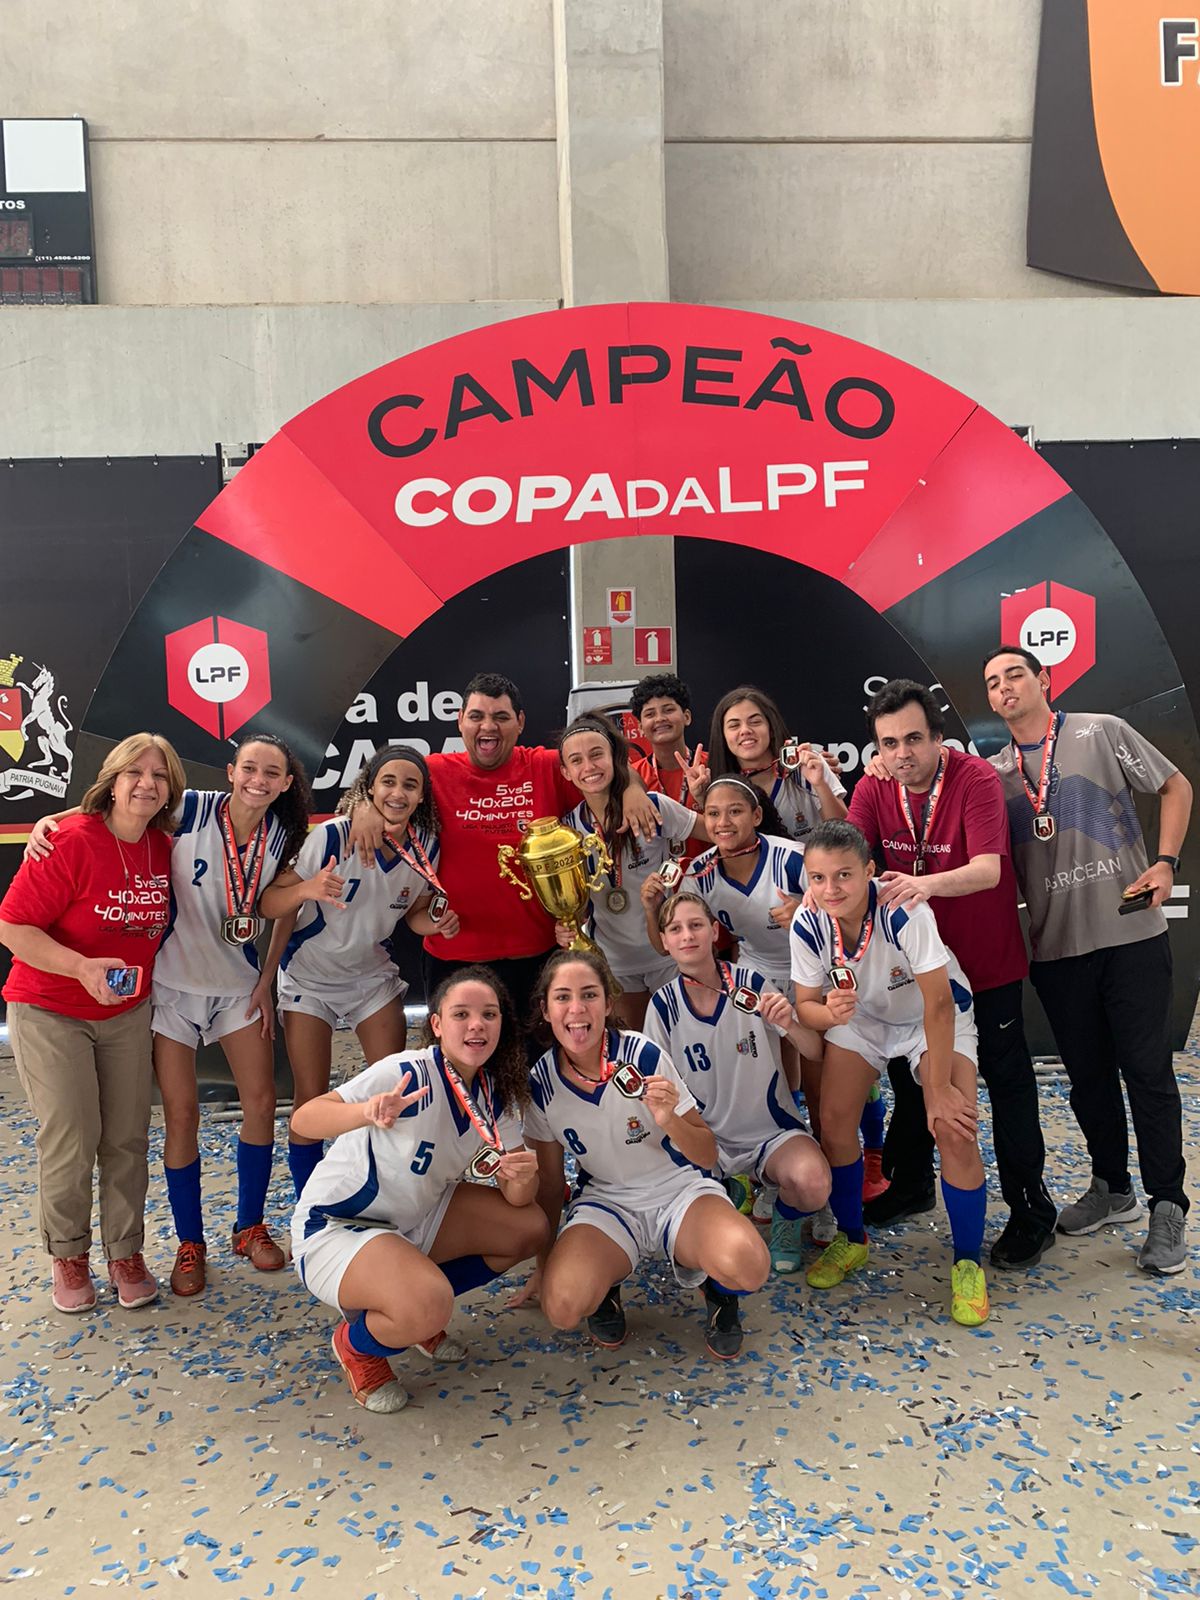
[675,743,710,803]
[362,1071,430,1128]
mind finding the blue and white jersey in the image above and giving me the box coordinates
[282,816,439,990]
[292,1048,522,1256]
[524,1029,706,1204]
[766,760,845,841]
[687,833,807,982]
[642,965,805,1165]
[789,881,973,1029]
[154,789,289,997]
[563,791,693,976]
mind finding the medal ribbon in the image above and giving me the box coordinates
[439,1052,501,1150]
[563,1027,614,1085]
[385,825,447,896]
[216,797,268,920]
[1012,712,1059,820]
[897,752,947,871]
[683,959,738,1001]
[829,889,875,970]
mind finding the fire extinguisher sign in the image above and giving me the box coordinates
[634,627,672,666]
[608,588,636,627]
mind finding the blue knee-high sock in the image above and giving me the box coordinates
[706,1277,749,1297]
[288,1140,324,1200]
[859,1083,885,1151]
[941,1178,987,1264]
[440,1255,500,1297]
[235,1139,274,1232]
[165,1157,204,1244]
[829,1157,866,1242]
[345,1309,405,1359]
[774,1197,802,1221]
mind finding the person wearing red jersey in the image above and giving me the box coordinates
[849,680,1056,1270]
[351,672,656,1022]
[629,674,708,866]
[0,733,184,1313]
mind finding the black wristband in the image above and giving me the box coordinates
[1155,853,1181,872]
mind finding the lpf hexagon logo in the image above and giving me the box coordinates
[1000,581,1096,696]
[165,618,272,740]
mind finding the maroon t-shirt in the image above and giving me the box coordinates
[1,812,172,1019]
[847,748,1027,992]
[426,747,577,962]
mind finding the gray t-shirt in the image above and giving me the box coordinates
[989,712,1175,962]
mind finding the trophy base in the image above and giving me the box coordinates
[565,926,601,955]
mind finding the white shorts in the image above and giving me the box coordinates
[560,1174,730,1288]
[292,1184,455,1312]
[609,954,678,994]
[718,1127,818,1185]
[826,1008,979,1079]
[277,966,407,1031]
[151,983,260,1048]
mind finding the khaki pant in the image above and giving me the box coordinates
[8,999,153,1260]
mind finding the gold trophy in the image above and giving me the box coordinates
[497,817,613,953]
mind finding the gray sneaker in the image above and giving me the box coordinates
[1137,1203,1186,1276]
[1057,1177,1145,1235]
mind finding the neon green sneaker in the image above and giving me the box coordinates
[724,1174,754,1215]
[950,1259,990,1327]
[805,1232,869,1289]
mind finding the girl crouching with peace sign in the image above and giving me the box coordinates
[290,967,548,1414]
[515,950,769,1360]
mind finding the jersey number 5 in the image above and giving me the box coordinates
[410,1139,436,1175]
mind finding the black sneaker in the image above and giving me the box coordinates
[863,1181,936,1228]
[989,1216,1057,1270]
[703,1278,743,1360]
[586,1285,626,1348]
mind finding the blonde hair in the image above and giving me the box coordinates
[80,732,187,832]
[657,890,716,933]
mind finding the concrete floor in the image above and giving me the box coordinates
[1,1027,1197,1600]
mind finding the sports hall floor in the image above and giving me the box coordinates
[1,1023,1197,1600]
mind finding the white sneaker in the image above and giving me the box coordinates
[808,1205,838,1247]
[415,1329,468,1363]
[752,1183,779,1224]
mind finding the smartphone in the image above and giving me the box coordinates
[1118,888,1155,916]
[106,966,143,998]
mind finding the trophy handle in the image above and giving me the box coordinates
[497,844,534,901]
[579,830,613,892]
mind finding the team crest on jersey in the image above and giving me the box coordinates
[887,965,913,991]
[0,652,74,802]
[735,1033,759,1058]
[625,1116,651,1145]
[389,889,412,911]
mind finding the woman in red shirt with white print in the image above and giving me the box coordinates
[0,733,183,1314]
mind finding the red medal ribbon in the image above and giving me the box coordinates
[683,959,738,1000]
[385,825,446,895]
[216,797,268,920]
[829,889,876,970]
[897,752,947,873]
[1012,712,1059,821]
[563,1027,614,1085]
[439,1052,501,1150]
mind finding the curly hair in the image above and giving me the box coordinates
[233,733,313,866]
[335,743,440,837]
[527,947,621,1048]
[429,964,530,1114]
[557,713,637,864]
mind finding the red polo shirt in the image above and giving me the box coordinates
[847,748,1027,992]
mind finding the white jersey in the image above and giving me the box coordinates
[642,964,805,1165]
[154,789,289,997]
[525,1029,708,1204]
[687,834,807,981]
[563,791,694,977]
[766,760,845,841]
[790,881,973,1029]
[292,1048,522,1257]
[282,816,439,990]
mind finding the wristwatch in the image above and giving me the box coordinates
[1155,853,1181,872]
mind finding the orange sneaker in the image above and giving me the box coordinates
[170,1240,207,1297]
[862,1149,890,1203]
[331,1320,409,1413]
[231,1223,285,1272]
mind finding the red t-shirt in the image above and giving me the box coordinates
[0,812,173,1019]
[632,752,706,861]
[426,747,577,962]
[846,748,1027,992]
